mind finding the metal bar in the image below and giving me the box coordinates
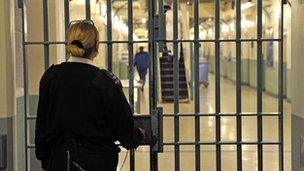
[64,0,70,60]
[158,0,165,53]
[193,0,200,170]
[215,0,221,169]
[151,2,159,169]
[28,140,282,148]
[235,0,242,169]
[101,40,149,44]
[172,0,180,170]
[127,0,135,170]
[28,140,282,147]
[148,0,158,170]
[278,0,284,170]
[153,0,159,108]
[24,38,282,45]
[25,41,67,45]
[26,112,282,119]
[21,1,29,170]
[106,0,113,71]
[257,0,263,170]
[85,0,91,20]
[156,38,281,42]
[162,141,282,146]
[162,113,281,117]
[43,0,50,69]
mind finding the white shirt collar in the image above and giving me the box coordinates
[67,56,95,66]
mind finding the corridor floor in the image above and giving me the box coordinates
[118,74,291,171]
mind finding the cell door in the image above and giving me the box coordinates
[21,0,286,171]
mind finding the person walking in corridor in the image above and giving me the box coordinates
[35,20,144,171]
[134,46,150,91]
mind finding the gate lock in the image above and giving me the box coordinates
[134,107,163,153]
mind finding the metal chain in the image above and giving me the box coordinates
[67,150,87,171]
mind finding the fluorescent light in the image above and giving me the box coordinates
[98,3,140,40]
[241,2,254,11]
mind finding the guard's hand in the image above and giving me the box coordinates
[41,159,48,170]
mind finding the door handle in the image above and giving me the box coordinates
[133,107,163,152]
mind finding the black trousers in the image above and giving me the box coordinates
[46,145,118,171]
[137,68,148,86]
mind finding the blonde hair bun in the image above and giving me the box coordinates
[66,20,99,58]
[68,44,85,57]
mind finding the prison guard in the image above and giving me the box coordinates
[35,65,57,169]
[95,69,144,149]
[35,62,143,170]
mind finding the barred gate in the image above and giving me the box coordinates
[21,0,286,170]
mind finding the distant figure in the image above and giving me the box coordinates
[199,44,207,63]
[134,46,150,91]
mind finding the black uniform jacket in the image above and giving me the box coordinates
[35,62,142,163]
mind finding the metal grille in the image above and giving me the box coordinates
[20,0,286,170]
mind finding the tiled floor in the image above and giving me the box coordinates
[118,74,291,171]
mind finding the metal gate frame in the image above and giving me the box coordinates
[21,0,286,170]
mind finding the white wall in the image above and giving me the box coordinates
[291,1,304,117]
[291,0,304,170]
[0,0,15,118]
